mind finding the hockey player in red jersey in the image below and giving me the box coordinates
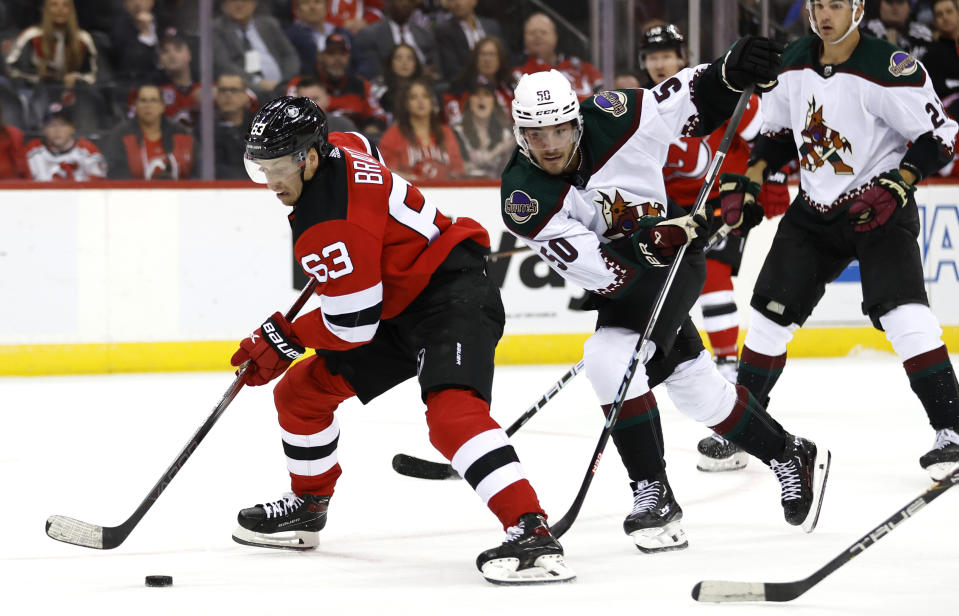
[230,96,574,585]
[639,24,792,473]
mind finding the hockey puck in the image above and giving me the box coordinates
[145,575,173,587]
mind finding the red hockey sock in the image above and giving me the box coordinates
[426,389,544,528]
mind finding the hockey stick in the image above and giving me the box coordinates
[550,85,756,539]
[692,467,959,602]
[45,278,320,550]
[490,246,532,260]
[391,359,587,480]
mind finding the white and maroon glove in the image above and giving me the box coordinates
[719,172,764,233]
[847,170,914,232]
[230,312,305,386]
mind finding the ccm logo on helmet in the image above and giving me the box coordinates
[263,322,302,360]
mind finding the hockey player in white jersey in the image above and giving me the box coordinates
[500,36,832,553]
[714,0,959,481]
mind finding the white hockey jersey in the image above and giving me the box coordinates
[500,65,725,298]
[761,35,957,216]
[25,138,107,181]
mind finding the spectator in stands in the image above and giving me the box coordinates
[294,76,359,132]
[379,78,465,180]
[513,12,603,99]
[213,0,300,101]
[355,0,441,81]
[613,72,642,89]
[433,0,505,83]
[444,35,514,125]
[863,0,934,59]
[213,71,252,179]
[25,102,106,180]
[285,0,371,76]
[5,0,106,135]
[451,80,512,178]
[0,105,29,179]
[325,0,384,35]
[102,83,197,179]
[110,0,171,85]
[370,42,423,122]
[150,30,200,129]
[924,0,959,117]
[287,33,386,137]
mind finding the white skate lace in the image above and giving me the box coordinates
[709,434,729,445]
[631,480,662,515]
[261,492,303,518]
[771,459,801,501]
[504,523,524,543]
[932,428,959,450]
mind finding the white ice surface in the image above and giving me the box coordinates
[2,355,956,615]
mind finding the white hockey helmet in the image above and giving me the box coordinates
[806,0,864,45]
[511,69,583,162]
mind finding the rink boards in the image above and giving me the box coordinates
[1,181,957,375]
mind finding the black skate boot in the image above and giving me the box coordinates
[623,473,688,553]
[696,433,749,472]
[476,513,575,585]
[770,436,830,533]
[232,492,329,550]
[919,428,959,481]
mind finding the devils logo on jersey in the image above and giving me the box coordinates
[596,189,664,239]
[799,97,853,175]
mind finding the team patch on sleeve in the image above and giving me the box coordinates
[888,51,918,77]
[504,190,539,224]
[593,90,628,117]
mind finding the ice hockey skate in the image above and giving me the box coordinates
[696,433,749,472]
[623,474,688,553]
[919,428,959,481]
[770,436,830,533]
[476,513,575,585]
[714,356,738,383]
[232,492,329,550]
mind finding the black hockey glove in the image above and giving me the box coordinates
[847,169,915,232]
[721,36,785,93]
[614,214,709,268]
[719,173,764,233]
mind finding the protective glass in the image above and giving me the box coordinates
[243,151,306,184]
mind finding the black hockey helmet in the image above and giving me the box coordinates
[244,96,331,183]
[638,24,685,56]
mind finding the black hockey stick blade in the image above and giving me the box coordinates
[389,361,586,481]
[45,278,319,549]
[391,454,461,480]
[692,467,959,603]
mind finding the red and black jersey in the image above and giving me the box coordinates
[663,94,761,206]
[288,131,489,351]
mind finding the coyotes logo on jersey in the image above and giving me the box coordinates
[596,189,664,239]
[800,97,853,175]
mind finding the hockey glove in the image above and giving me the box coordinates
[721,36,785,93]
[719,173,764,232]
[231,312,306,386]
[847,169,915,232]
[621,214,709,268]
[757,169,791,218]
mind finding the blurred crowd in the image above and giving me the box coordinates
[0,0,957,182]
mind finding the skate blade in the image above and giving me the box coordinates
[801,448,831,534]
[629,520,689,553]
[926,460,959,482]
[696,452,749,472]
[232,525,319,551]
[481,554,576,585]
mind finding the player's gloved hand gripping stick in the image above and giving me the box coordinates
[45,278,319,549]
